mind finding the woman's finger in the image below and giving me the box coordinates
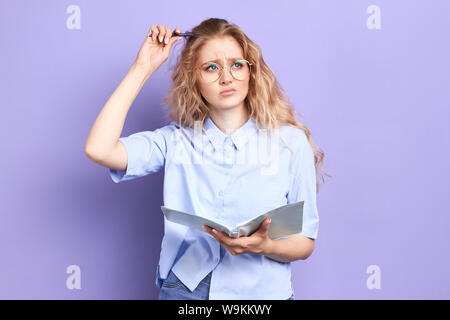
[150,25,158,41]
[164,26,172,44]
[170,27,183,43]
[157,24,165,43]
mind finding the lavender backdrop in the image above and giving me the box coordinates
[1,0,449,299]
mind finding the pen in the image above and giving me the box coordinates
[148,31,194,38]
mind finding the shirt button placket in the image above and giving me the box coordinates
[217,189,225,218]
[223,138,235,166]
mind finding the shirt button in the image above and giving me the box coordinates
[218,190,224,196]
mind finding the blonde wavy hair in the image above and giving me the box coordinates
[163,18,330,191]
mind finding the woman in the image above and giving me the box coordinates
[85,18,329,300]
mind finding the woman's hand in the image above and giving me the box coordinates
[202,218,273,256]
[133,24,183,76]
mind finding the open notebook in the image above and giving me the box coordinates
[160,200,304,240]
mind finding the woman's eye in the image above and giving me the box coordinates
[233,61,243,68]
[206,64,218,71]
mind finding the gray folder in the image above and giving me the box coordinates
[160,200,304,240]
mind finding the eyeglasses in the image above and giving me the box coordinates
[196,59,252,83]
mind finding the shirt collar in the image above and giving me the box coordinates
[203,115,258,151]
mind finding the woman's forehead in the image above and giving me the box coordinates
[197,36,243,63]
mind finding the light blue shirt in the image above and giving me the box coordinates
[109,115,319,299]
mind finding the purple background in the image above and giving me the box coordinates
[1,0,449,299]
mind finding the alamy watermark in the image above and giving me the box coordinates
[366,264,381,290]
[66,264,81,290]
[167,120,282,176]
[366,5,381,30]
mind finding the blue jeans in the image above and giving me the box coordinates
[158,269,294,300]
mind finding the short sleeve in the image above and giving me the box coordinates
[109,123,177,183]
[286,131,319,240]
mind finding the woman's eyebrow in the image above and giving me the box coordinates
[203,57,243,63]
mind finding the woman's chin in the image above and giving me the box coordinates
[211,99,245,110]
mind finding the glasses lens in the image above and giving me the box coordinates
[230,60,250,81]
[199,60,250,82]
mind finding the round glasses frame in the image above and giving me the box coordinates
[196,59,253,83]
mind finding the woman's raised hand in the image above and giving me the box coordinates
[133,24,183,76]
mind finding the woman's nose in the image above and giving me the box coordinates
[219,68,232,84]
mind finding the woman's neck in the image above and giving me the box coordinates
[209,105,250,136]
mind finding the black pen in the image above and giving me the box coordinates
[148,31,194,38]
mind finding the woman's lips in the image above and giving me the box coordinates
[220,89,236,96]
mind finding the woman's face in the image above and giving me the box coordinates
[195,36,250,114]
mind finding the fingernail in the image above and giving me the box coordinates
[165,37,169,44]
[159,36,163,42]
